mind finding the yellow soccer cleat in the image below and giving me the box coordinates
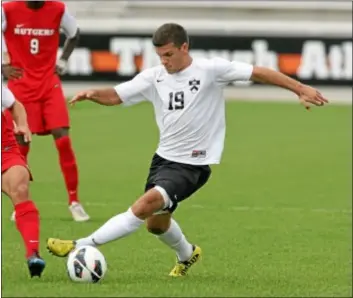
[169,245,202,277]
[46,238,76,257]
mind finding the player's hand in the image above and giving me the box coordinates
[2,64,23,80]
[13,123,32,143]
[298,85,329,110]
[69,90,96,106]
[56,59,68,76]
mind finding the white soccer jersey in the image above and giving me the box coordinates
[114,57,253,165]
[2,85,15,111]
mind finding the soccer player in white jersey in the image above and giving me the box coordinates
[47,23,328,276]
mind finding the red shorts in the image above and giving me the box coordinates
[1,150,33,180]
[9,84,70,135]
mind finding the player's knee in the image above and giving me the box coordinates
[51,127,69,139]
[131,189,166,219]
[9,182,29,203]
[146,213,171,235]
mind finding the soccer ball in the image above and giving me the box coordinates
[67,246,107,283]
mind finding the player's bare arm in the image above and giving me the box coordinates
[8,100,32,142]
[56,28,80,75]
[60,28,79,61]
[250,66,329,110]
[70,70,152,106]
[70,88,122,106]
[56,5,80,75]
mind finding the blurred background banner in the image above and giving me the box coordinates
[59,33,352,86]
[59,0,352,102]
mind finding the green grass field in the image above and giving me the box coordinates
[2,100,352,297]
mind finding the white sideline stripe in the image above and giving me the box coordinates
[37,201,352,214]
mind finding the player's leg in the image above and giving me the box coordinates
[51,127,78,205]
[1,163,45,277]
[47,154,208,278]
[44,85,89,221]
[68,155,176,247]
[47,186,170,257]
[51,127,89,221]
[145,208,201,277]
[68,161,208,276]
[7,102,42,221]
[144,160,211,276]
[146,212,197,268]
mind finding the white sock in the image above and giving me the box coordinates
[157,219,193,262]
[76,208,144,247]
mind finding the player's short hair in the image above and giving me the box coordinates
[152,23,189,48]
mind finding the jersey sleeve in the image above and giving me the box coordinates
[60,5,78,38]
[213,57,254,84]
[114,69,155,106]
[2,86,16,109]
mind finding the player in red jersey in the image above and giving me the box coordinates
[2,0,89,221]
[2,85,46,278]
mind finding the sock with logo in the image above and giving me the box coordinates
[54,136,79,205]
[157,219,193,262]
[76,208,144,247]
[15,200,40,258]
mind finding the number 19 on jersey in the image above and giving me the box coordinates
[168,91,185,110]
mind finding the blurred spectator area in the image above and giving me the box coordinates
[65,1,352,22]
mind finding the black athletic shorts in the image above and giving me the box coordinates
[145,153,211,213]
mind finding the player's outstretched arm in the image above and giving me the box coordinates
[70,88,122,106]
[250,66,329,110]
[71,70,154,107]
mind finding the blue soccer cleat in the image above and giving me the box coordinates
[27,253,46,278]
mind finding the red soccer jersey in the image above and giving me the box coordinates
[2,1,66,102]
